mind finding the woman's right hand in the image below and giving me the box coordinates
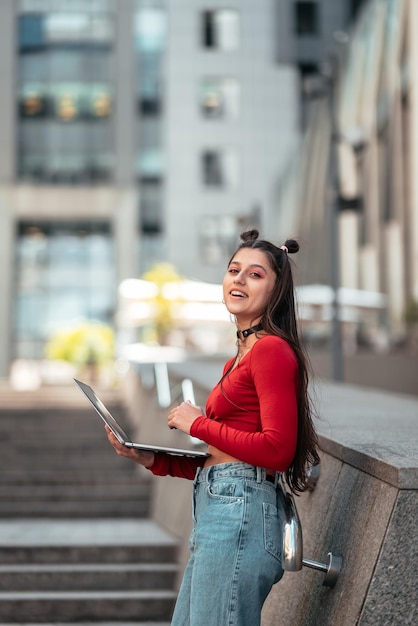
[105,425,155,469]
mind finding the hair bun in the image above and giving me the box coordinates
[284,238,299,254]
[240,229,259,243]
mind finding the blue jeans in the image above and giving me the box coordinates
[171,462,285,626]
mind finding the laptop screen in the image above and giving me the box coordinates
[74,379,131,445]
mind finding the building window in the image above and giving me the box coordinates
[201,149,239,188]
[18,14,45,51]
[16,8,114,184]
[18,12,113,50]
[199,215,238,263]
[19,83,112,121]
[294,2,319,36]
[140,178,163,234]
[14,221,115,359]
[200,78,239,119]
[134,5,166,115]
[18,121,114,184]
[201,10,240,50]
[350,0,368,20]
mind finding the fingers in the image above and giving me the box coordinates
[104,426,126,453]
[105,425,119,444]
[167,402,200,435]
[167,410,177,430]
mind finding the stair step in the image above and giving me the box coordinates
[0,562,177,591]
[0,500,149,518]
[0,544,177,565]
[0,469,147,486]
[0,623,170,626]
[0,453,134,470]
[0,519,178,564]
[0,484,150,499]
[0,589,177,622]
[0,393,180,624]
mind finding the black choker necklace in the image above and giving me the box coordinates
[236,323,263,340]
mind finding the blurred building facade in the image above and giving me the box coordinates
[0,0,366,375]
[277,0,418,344]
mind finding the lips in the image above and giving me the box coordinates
[230,290,247,298]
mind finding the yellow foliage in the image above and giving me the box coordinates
[141,263,184,342]
[142,262,183,286]
[45,321,115,368]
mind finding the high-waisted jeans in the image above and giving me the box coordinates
[171,462,285,626]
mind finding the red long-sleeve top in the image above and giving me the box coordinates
[149,335,299,480]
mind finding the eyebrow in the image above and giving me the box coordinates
[229,261,269,273]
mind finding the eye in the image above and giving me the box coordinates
[228,267,239,274]
[250,272,262,278]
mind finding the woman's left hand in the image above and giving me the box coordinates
[167,401,203,435]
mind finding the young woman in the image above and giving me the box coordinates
[106,229,319,626]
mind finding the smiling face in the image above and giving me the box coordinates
[222,247,277,328]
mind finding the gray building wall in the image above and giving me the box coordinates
[164,0,300,283]
[114,0,137,185]
[0,0,16,182]
[0,1,17,375]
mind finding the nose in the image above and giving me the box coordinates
[233,270,245,283]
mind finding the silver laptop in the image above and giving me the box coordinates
[74,378,209,459]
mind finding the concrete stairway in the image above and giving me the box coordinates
[0,386,179,623]
[0,392,149,518]
[0,519,178,622]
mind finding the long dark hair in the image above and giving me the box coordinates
[228,229,320,493]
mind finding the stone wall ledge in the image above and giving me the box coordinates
[168,360,418,490]
[315,382,418,490]
[319,436,418,489]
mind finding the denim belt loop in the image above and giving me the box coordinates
[194,466,203,484]
[256,466,264,483]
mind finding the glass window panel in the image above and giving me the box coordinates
[19,0,47,11]
[139,118,161,150]
[137,149,164,176]
[49,50,112,82]
[44,13,113,43]
[199,215,238,263]
[19,82,112,120]
[294,2,320,36]
[14,221,116,357]
[202,10,240,50]
[18,155,113,184]
[201,149,239,188]
[19,87,49,118]
[19,1,113,11]
[19,14,45,50]
[140,179,162,233]
[20,119,112,157]
[137,51,163,114]
[200,78,240,119]
[19,54,47,83]
[134,7,167,52]
[20,49,112,84]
